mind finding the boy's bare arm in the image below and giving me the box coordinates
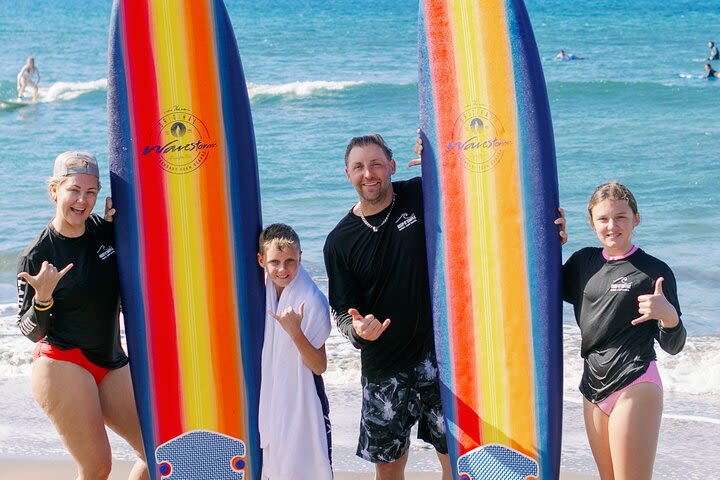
[270,303,328,375]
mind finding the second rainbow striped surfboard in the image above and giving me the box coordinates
[419,0,563,478]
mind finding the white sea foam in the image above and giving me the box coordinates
[13,78,362,104]
[18,79,108,103]
[247,80,364,99]
[2,302,718,400]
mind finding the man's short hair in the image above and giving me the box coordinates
[344,133,393,165]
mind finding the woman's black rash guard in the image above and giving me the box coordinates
[17,214,128,369]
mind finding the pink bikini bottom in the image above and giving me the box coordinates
[596,361,662,416]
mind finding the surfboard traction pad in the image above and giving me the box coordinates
[457,444,539,480]
[155,430,247,479]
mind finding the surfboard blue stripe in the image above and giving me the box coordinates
[107,1,157,471]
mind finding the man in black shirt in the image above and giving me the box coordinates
[324,134,449,478]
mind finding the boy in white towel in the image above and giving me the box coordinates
[257,223,333,480]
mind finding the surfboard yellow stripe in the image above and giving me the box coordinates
[449,0,506,445]
[478,1,536,455]
[449,0,536,455]
[149,0,217,430]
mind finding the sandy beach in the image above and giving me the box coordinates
[0,457,597,479]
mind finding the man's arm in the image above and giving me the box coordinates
[323,240,368,349]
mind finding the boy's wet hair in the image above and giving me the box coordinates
[259,223,301,255]
[344,133,393,165]
[587,181,638,218]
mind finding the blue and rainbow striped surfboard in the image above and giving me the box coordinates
[419,1,563,478]
[108,1,263,478]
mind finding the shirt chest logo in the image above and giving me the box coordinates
[609,276,632,292]
[395,212,417,232]
[97,244,115,260]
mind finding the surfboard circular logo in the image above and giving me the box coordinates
[446,105,511,173]
[141,108,217,174]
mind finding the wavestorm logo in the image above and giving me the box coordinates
[446,105,511,172]
[141,106,217,174]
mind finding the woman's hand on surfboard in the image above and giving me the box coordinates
[632,277,680,329]
[270,303,305,338]
[104,197,116,222]
[555,208,568,245]
[17,260,74,303]
[408,129,423,168]
[348,308,390,341]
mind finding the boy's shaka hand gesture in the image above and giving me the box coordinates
[270,303,305,339]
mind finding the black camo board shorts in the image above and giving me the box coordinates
[356,352,448,463]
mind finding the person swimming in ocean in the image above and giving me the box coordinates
[703,63,719,78]
[554,49,584,61]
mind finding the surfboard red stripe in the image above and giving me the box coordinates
[119,0,183,442]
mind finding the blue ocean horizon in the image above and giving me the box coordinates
[0,0,718,477]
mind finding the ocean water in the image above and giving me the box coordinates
[0,0,718,477]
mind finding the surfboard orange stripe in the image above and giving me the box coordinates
[183,0,246,439]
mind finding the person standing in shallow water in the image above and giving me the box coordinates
[16,151,148,480]
[323,133,451,480]
[559,181,686,480]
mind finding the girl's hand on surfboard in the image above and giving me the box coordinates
[555,208,568,245]
[104,197,116,222]
[270,303,305,338]
[348,308,391,341]
[632,277,680,329]
[408,130,423,168]
[17,260,74,303]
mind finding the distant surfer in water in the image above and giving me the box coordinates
[558,182,686,480]
[703,63,719,78]
[324,133,451,480]
[16,56,40,102]
[708,41,719,61]
[16,152,148,479]
[554,49,581,61]
[257,223,333,480]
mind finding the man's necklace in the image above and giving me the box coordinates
[358,194,396,233]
